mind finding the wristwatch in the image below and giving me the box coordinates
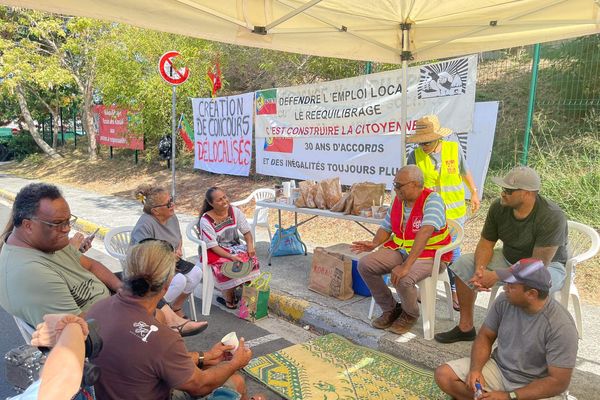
[508,391,518,400]
[196,351,205,368]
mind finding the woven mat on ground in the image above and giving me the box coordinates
[243,333,448,400]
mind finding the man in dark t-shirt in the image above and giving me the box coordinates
[435,166,568,344]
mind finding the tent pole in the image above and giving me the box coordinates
[400,23,412,168]
[522,43,541,166]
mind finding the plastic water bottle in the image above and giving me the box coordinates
[474,380,483,399]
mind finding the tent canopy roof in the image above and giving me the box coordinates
[2,0,599,63]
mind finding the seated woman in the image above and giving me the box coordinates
[198,187,260,309]
[86,241,257,400]
[132,184,203,319]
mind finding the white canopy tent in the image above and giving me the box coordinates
[2,0,599,64]
[3,0,599,187]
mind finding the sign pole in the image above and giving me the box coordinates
[171,85,177,199]
[158,50,189,200]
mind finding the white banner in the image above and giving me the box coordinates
[257,136,402,186]
[257,101,498,189]
[191,93,254,176]
[465,101,499,200]
[256,56,478,185]
[255,55,477,138]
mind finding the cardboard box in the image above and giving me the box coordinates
[324,243,372,297]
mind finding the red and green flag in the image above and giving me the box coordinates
[255,89,277,115]
[178,114,194,152]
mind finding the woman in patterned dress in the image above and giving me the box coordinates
[198,187,260,309]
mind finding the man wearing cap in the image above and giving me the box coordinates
[435,166,568,343]
[435,258,578,400]
[352,165,452,335]
[407,114,480,311]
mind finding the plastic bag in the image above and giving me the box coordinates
[269,225,305,256]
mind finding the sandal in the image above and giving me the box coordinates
[217,296,237,310]
[172,307,189,320]
[170,320,208,337]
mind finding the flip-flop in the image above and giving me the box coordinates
[453,300,461,312]
[171,320,208,337]
[217,296,238,310]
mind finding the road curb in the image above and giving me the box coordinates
[267,290,383,348]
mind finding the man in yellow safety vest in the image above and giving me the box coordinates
[407,115,480,310]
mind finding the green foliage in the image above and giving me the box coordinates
[4,132,41,160]
[94,24,215,159]
[537,35,600,115]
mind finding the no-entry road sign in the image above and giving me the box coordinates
[158,50,189,85]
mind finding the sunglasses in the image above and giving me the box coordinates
[393,181,412,190]
[152,197,174,209]
[30,215,78,230]
[502,187,520,195]
[419,140,438,147]
[138,238,175,252]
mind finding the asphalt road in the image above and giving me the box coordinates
[0,201,312,399]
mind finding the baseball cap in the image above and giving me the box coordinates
[496,258,552,291]
[491,166,541,191]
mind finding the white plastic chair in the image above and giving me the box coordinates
[13,316,35,344]
[486,220,599,338]
[104,226,134,268]
[231,188,276,243]
[367,220,463,340]
[104,226,198,321]
[186,220,221,316]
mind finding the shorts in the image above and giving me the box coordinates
[445,357,565,399]
[449,249,566,293]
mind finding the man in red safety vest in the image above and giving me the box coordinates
[352,165,452,335]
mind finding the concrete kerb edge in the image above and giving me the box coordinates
[0,187,109,239]
[267,290,383,348]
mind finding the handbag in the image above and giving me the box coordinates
[269,225,305,257]
[238,272,271,322]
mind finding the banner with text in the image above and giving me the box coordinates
[256,56,477,184]
[255,55,477,139]
[92,105,143,150]
[191,93,254,176]
[257,102,496,189]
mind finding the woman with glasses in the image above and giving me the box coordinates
[406,115,480,311]
[131,185,203,319]
[198,187,260,309]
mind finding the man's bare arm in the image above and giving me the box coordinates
[473,237,497,271]
[466,324,497,392]
[531,246,559,267]
[79,255,122,292]
[497,366,573,400]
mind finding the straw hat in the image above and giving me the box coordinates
[221,260,253,279]
[406,115,453,143]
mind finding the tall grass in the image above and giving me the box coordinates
[486,111,599,228]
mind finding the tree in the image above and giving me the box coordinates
[1,7,114,160]
[0,7,67,158]
[94,25,215,156]
[59,18,113,160]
